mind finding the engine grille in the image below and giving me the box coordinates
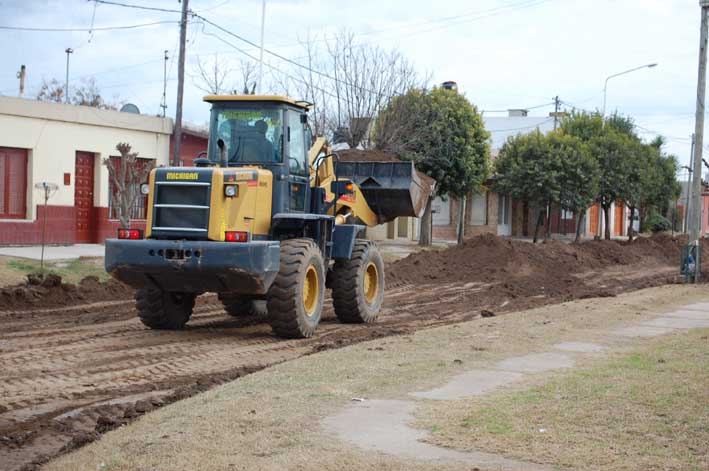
[152,181,211,236]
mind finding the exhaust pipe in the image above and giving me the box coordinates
[217,139,228,168]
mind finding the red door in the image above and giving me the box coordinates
[614,202,624,236]
[589,204,599,236]
[0,147,27,219]
[74,152,95,243]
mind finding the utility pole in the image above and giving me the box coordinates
[16,65,25,97]
[257,0,266,94]
[552,95,560,130]
[689,1,709,281]
[161,50,169,118]
[684,135,696,233]
[173,0,189,167]
[64,48,73,104]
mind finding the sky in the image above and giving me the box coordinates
[0,0,702,178]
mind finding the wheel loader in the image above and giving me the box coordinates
[105,95,431,338]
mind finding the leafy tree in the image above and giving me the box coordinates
[550,131,600,242]
[374,87,490,245]
[561,111,639,240]
[493,129,560,242]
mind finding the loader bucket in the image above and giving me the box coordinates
[337,161,433,224]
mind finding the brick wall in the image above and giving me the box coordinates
[0,205,147,245]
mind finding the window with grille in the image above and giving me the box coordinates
[0,147,28,219]
[108,157,154,220]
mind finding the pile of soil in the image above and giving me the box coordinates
[0,273,133,310]
[387,234,692,301]
[337,148,401,162]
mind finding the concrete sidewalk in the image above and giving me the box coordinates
[0,244,105,261]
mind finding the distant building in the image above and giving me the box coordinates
[0,96,172,245]
[430,109,557,241]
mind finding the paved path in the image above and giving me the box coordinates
[323,303,709,470]
[0,244,105,260]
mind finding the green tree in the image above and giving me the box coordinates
[374,87,490,244]
[561,111,639,240]
[493,129,561,242]
[550,131,600,242]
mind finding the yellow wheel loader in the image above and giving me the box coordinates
[105,95,431,338]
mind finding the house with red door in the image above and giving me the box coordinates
[0,96,173,245]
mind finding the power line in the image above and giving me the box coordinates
[482,101,555,113]
[0,20,178,32]
[488,118,555,133]
[193,13,397,99]
[90,0,181,14]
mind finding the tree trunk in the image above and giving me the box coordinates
[638,207,646,234]
[419,195,433,246]
[603,204,611,240]
[628,206,635,242]
[545,200,552,241]
[533,210,544,243]
[522,201,529,237]
[575,211,584,242]
[456,195,467,245]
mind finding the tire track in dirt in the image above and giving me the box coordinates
[0,261,681,471]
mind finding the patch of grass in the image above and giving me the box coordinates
[418,329,709,470]
[0,256,109,287]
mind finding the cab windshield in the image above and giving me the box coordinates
[213,108,283,164]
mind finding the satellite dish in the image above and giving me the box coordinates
[120,103,141,114]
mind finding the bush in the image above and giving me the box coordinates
[646,212,671,233]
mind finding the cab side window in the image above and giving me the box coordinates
[287,111,307,177]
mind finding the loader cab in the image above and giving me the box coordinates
[204,95,311,215]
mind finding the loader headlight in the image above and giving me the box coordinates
[224,185,237,197]
[140,183,150,195]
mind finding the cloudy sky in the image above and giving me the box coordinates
[0,0,702,175]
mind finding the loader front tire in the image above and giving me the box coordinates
[330,240,384,324]
[267,239,325,338]
[135,289,196,330]
[218,294,267,317]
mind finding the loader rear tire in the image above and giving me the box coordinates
[330,240,384,324]
[135,289,196,330]
[218,294,267,317]
[267,239,325,338]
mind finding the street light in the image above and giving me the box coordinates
[64,48,73,104]
[601,63,658,119]
[595,62,657,239]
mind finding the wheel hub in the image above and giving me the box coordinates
[363,262,379,305]
[302,264,319,316]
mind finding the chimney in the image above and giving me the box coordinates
[508,109,528,117]
[17,65,26,97]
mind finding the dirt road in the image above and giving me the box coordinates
[0,236,685,471]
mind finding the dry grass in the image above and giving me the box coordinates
[45,285,709,471]
[416,328,709,470]
[0,256,108,287]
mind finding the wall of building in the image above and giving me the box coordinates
[432,191,499,241]
[0,96,172,244]
[169,131,208,167]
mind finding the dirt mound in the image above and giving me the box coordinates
[0,273,133,310]
[337,148,402,162]
[387,234,687,300]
